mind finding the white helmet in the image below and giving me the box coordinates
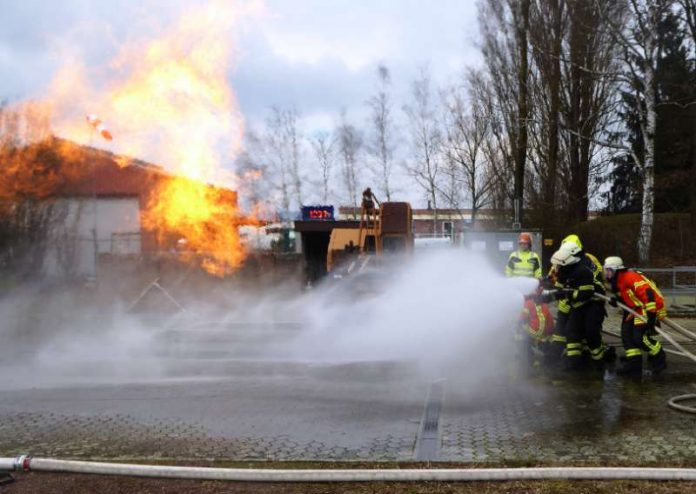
[603,256,624,280]
[603,256,624,270]
[560,240,582,257]
[551,243,581,267]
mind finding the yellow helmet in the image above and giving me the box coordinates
[562,234,582,250]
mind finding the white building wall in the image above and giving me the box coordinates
[45,197,141,277]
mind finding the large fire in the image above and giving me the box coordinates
[4,0,261,276]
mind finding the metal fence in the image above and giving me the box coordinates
[638,266,696,312]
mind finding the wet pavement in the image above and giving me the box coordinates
[1,316,695,464]
[441,366,696,462]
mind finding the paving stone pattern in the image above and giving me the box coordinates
[441,368,696,462]
[1,316,695,463]
[0,376,423,461]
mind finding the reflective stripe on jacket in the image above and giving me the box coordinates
[520,299,554,341]
[584,252,606,296]
[615,270,667,325]
[505,250,542,278]
[555,261,596,309]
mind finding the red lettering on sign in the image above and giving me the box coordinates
[309,209,331,219]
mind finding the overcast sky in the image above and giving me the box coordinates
[1,0,480,128]
[0,0,482,206]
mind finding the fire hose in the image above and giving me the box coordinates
[2,456,696,482]
[593,293,696,415]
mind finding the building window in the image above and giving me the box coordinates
[443,221,453,237]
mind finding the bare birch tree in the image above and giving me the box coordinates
[600,0,673,263]
[441,81,495,224]
[366,64,396,201]
[403,67,442,233]
[263,109,292,217]
[261,107,306,217]
[466,69,515,215]
[336,110,362,217]
[283,108,304,209]
[310,131,334,204]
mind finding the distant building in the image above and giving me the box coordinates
[4,137,238,277]
[338,206,505,238]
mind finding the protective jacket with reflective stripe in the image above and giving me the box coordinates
[614,269,667,324]
[505,250,542,278]
[582,252,606,296]
[555,261,596,309]
[520,299,554,341]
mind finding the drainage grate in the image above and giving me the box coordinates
[414,379,445,461]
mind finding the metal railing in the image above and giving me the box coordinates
[637,266,696,312]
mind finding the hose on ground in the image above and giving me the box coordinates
[667,384,696,414]
[593,293,696,364]
[595,293,696,414]
[3,457,696,482]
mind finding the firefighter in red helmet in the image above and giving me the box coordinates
[505,232,542,278]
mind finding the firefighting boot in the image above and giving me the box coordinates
[564,354,585,372]
[616,356,642,378]
[543,340,565,368]
[602,345,617,364]
[648,350,667,375]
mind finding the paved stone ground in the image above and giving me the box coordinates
[0,372,427,461]
[1,315,695,464]
[441,366,696,463]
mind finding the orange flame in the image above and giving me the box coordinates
[38,0,262,276]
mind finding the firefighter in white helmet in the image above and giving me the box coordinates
[545,242,607,371]
[545,234,615,367]
[603,256,667,376]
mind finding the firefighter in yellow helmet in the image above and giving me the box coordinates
[505,232,542,278]
[545,235,615,370]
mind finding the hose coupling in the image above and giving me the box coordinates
[13,456,31,472]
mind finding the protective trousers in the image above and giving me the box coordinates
[564,301,605,370]
[620,316,666,375]
[545,302,569,367]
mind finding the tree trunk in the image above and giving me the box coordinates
[431,190,438,235]
[690,105,696,228]
[638,64,657,264]
[543,0,562,218]
[514,0,530,227]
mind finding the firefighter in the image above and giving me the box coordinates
[548,243,608,371]
[545,234,615,366]
[518,287,555,370]
[361,187,376,212]
[603,256,667,377]
[505,232,542,278]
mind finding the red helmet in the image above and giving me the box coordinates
[518,232,532,245]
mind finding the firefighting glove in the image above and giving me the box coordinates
[608,297,619,308]
[553,288,573,300]
[535,289,556,303]
[540,276,554,290]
